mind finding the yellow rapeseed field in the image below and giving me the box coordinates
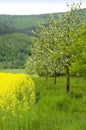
[0,73,35,120]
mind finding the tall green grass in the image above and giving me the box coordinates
[31,76,86,130]
[0,76,86,130]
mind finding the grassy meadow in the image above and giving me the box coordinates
[0,69,25,73]
[0,69,86,130]
[31,76,86,130]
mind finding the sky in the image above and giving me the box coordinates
[0,0,86,15]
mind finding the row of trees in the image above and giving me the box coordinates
[26,2,86,93]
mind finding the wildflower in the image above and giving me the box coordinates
[0,73,35,118]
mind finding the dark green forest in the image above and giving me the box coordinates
[0,9,86,69]
[0,33,33,68]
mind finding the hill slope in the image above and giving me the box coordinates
[0,9,86,69]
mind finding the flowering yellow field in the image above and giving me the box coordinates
[0,73,35,120]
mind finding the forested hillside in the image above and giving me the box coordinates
[0,13,58,35]
[0,9,86,69]
[0,9,86,28]
[0,13,56,29]
[0,33,33,68]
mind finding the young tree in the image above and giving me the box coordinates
[58,2,84,93]
[32,17,62,83]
